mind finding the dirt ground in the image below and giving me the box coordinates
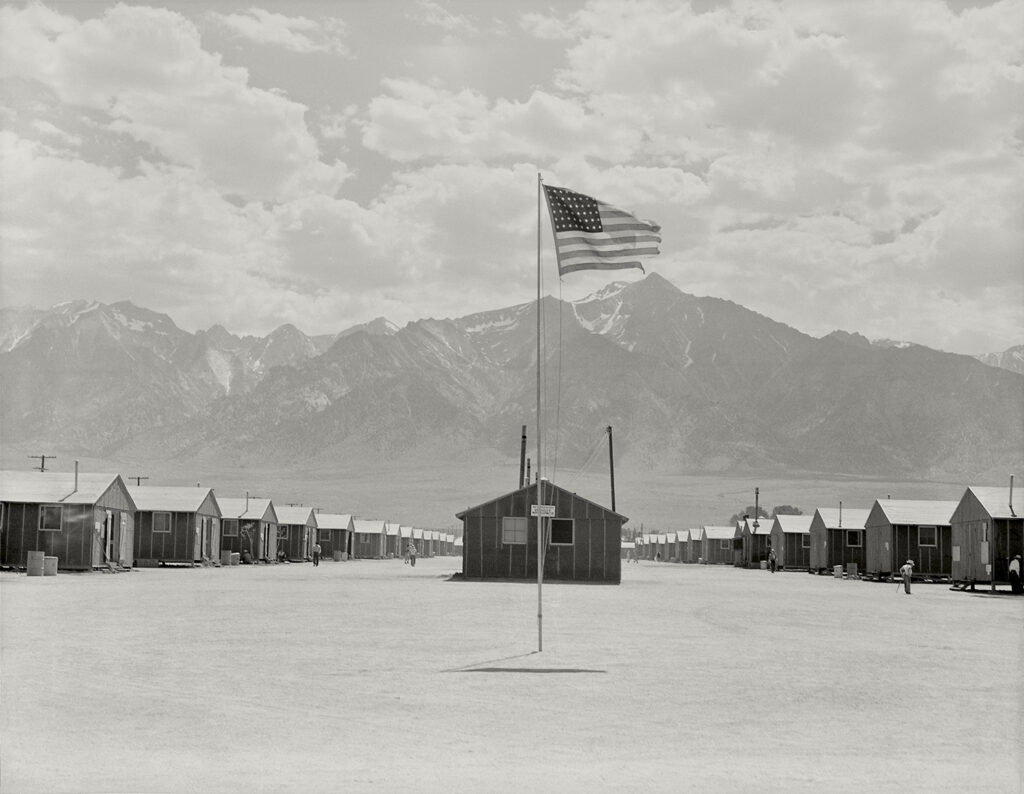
[1,559,1021,793]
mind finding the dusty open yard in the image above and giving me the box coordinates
[1,559,1021,793]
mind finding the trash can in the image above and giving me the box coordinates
[27,551,44,576]
[760,560,768,570]
[846,563,858,578]
[341,552,348,561]
[333,550,342,562]
[221,550,233,566]
[833,564,843,578]
[43,556,58,576]
[230,552,240,566]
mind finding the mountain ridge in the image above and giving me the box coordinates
[1,277,1021,482]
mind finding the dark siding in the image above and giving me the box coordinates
[460,483,621,583]
[135,511,195,563]
[783,534,810,570]
[0,502,94,570]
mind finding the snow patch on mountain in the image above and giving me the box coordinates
[206,349,233,393]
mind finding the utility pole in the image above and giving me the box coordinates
[607,425,616,513]
[128,476,149,486]
[28,454,55,472]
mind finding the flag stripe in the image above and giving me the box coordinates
[543,183,661,277]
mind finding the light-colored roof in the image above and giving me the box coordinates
[774,514,813,534]
[217,497,275,522]
[621,541,635,549]
[127,485,217,514]
[454,537,464,546]
[656,534,667,543]
[399,525,413,537]
[814,508,871,530]
[744,518,772,535]
[1,470,130,507]
[412,528,424,539]
[352,518,385,534]
[874,500,958,526]
[686,528,703,541]
[315,513,352,530]
[385,524,400,537]
[642,534,654,543]
[702,525,737,540]
[965,486,1021,519]
[275,506,315,526]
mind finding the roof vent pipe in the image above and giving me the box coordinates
[74,460,79,493]
[1011,475,1016,518]
[838,500,842,528]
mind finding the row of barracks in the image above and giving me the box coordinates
[628,484,1022,588]
[0,468,455,571]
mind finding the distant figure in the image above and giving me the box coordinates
[1009,554,1022,595]
[403,543,411,565]
[899,559,914,594]
[313,542,321,567]
[277,547,286,563]
[408,541,418,567]
[768,548,777,574]
[655,552,662,562]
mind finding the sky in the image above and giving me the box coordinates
[0,0,1021,355]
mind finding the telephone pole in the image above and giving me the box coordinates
[128,476,149,486]
[28,454,55,472]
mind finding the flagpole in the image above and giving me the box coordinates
[536,172,544,653]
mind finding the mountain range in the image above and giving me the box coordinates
[1,274,1021,484]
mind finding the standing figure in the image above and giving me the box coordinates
[899,559,914,594]
[768,548,777,573]
[313,542,321,567]
[1009,554,1022,595]
[408,540,418,567]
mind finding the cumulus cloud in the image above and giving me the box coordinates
[407,1,479,37]
[362,80,640,163]
[209,8,349,55]
[0,4,348,202]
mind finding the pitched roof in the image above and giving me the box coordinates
[873,500,958,526]
[702,525,738,540]
[217,497,276,522]
[965,486,1021,519]
[455,479,628,522]
[814,508,871,530]
[315,513,352,531]
[744,517,772,535]
[274,506,315,526]
[353,518,385,534]
[127,485,217,514]
[774,514,813,533]
[0,470,131,507]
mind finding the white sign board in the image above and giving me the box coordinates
[531,504,556,517]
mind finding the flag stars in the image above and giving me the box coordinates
[545,186,603,233]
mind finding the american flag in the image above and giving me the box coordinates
[543,184,661,276]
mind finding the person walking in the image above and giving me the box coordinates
[313,542,321,567]
[899,559,914,594]
[408,540,417,567]
[768,548,777,573]
[1009,554,1022,595]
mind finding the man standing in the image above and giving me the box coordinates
[1009,554,1022,595]
[313,541,321,567]
[899,559,914,594]
[768,548,777,573]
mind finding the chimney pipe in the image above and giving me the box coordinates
[74,460,79,492]
[838,500,842,528]
[519,425,527,489]
[526,458,531,487]
[1010,475,1016,518]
